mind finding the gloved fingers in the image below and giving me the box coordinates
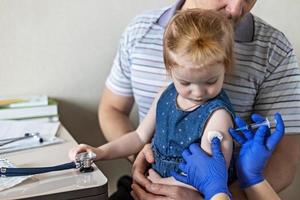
[235,116,254,140]
[211,137,223,158]
[266,113,285,151]
[251,113,272,138]
[178,162,187,173]
[189,143,203,155]
[253,125,269,145]
[274,112,285,134]
[182,149,192,160]
[229,128,246,145]
[171,171,188,184]
[251,113,266,123]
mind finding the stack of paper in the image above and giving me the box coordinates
[0,95,59,122]
[0,95,48,108]
[0,121,62,154]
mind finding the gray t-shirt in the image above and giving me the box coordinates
[106,3,300,134]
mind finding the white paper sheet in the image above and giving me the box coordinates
[0,159,31,192]
[0,121,62,154]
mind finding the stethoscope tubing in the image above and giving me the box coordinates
[0,162,76,177]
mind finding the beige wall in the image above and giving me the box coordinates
[0,0,299,198]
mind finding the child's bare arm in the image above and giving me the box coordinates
[69,131,144,161]
[97,95,159,160]
[69,105,156,161]
[201,109,233,168]
[69,89,164,162]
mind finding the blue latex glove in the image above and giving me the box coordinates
[172,138,231,200]
[229,113,285,188]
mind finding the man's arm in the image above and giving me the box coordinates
[244,180,281,200]
[264,134,300,191]
[229,181,247,199]
[229,135,300,199]
[98,86,135,142]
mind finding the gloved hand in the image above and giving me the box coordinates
[229,113,285,188]
[172,138,231,200]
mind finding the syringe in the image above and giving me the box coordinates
[234,118,271,132]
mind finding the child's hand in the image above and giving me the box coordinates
[69,144,100,161]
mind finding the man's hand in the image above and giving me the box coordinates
[147,169,196,189]
[131,143,203,200]
[131,143,154,187]
[131,183,203,200]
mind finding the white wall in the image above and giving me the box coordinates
[0,0,173,145]
[0,0,299,198]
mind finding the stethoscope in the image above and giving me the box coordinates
[0,132,44,147]
[0,152,96,177]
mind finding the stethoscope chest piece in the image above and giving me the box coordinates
[75,152,96,173]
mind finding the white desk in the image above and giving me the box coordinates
[0,125,108,200]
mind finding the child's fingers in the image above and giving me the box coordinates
[68,148,77,161]
[76,144,92,153]
[251,113,266,123]
[68,144,91,161]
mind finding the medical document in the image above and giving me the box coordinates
[0,159,31,192]
[0,121,62,154]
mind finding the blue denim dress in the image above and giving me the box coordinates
[151,83,236,182]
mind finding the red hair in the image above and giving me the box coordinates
[163,9,234,73]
